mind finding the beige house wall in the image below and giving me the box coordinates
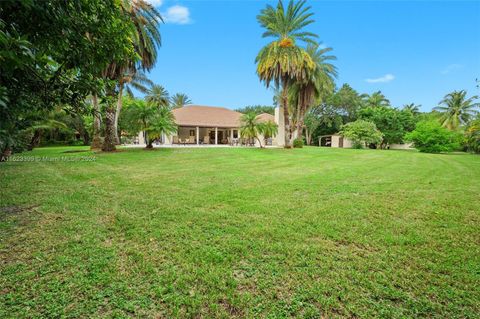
[274,107,285,147]
[389,143,413,150]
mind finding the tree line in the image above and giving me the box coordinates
[253,0,479,152]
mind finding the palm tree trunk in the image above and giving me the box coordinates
[282,86,292,148]
[113,84,123,145]
[256,136,263,148]
[102,91,117,152]
[90,94,102,149]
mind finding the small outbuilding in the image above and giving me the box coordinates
[319,134,353,148]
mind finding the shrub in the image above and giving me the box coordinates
[293,138,304,148]
[405,121,461,153]
[464,119,480,154]
[339,120,383,148]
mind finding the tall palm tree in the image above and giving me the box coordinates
[434,90,479,130]
[291,43,337,138]
[403,103,421,115]
[114,71,153,144]
[240,112,263,147]
[102,0,162,152]
[145,107,177,149]
[363,91,390,108]
[256,0,318,148]
[170,93,192,109]
[146,84,170,108]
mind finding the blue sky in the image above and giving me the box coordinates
[146,0,480,112]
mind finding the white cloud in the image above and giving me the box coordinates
[441,64,463,75]
[365,74,395,83]
[163,5,192,24]
[145,0,163,7]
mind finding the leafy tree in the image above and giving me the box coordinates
[360,106,415,148]
[303,111,321,145]
[0,0,135,157]
[330,84,363,122]
[362,91,390,108]
[170,93,192,109]
[405,121,461,153]
[434,90,479,130]
[256,0,318,147]
[145,107,176,149]
[339,120,383,148]
[235,105,275,115]
[146,85,170,108]
[240,112,263,147]
[258,120,279,145]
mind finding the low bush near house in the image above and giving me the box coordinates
[293,138,304,148]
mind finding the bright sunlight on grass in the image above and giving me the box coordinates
[1,147,479,318]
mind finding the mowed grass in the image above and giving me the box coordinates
[0,146,479,318]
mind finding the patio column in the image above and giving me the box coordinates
[196,126,199,145]
[215,127,218,145]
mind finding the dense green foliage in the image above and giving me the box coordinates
[0,0,136,157]
[1,147,479,317]
[405,121,461,153]
[339,120,383,148]
[464,118,480,153]
[360,106,416,148]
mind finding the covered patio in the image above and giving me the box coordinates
[172,126,240,145]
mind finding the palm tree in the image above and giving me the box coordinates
[291,43,337,138]
[240,112,263,147]
[114,71,153,144]
[146,84,170,108]
[434,90,479,130]
[403,103,421,115]
[256,0,318,148]
[258,120,278,146]
[363,91,390,108]
[102,0,162,152]
[170,93,192,109]
[130,100,157,146]
[145,107,177,149]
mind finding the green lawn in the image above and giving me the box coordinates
[1,146,479,318]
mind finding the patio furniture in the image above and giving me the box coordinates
[188,136,195,144]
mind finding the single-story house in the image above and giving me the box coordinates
[137,105,285,147]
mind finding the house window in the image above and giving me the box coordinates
[189,130,195,136]
[233,130,238,138]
